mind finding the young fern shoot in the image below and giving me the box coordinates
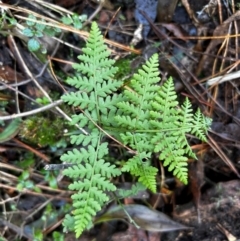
[60,22,211,237]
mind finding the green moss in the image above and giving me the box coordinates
[114,55,136,80]
[19,115,67,147]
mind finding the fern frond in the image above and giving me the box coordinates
[60,22,211,237]
[117,59,210,185]
[60,22,123,237]
[116,55,187,187]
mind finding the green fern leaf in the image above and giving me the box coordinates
[116,56,210,186]
[60,22,123,237]
[60,21,211,237]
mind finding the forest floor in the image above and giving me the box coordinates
[0,0,240,240]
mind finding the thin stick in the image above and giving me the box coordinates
[0,99,63,120]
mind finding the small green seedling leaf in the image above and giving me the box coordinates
[26,14,36,26]
[61,14,87,29]
[61,16,73,25]
[5,15,17,25]
[36,22,46,32]
[22,28,34,37]
[72,14,83,29]
[34,30,44,38]
[28,38,40,52]
[36,97,50,105]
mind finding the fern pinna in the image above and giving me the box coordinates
[60,22,211,237]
